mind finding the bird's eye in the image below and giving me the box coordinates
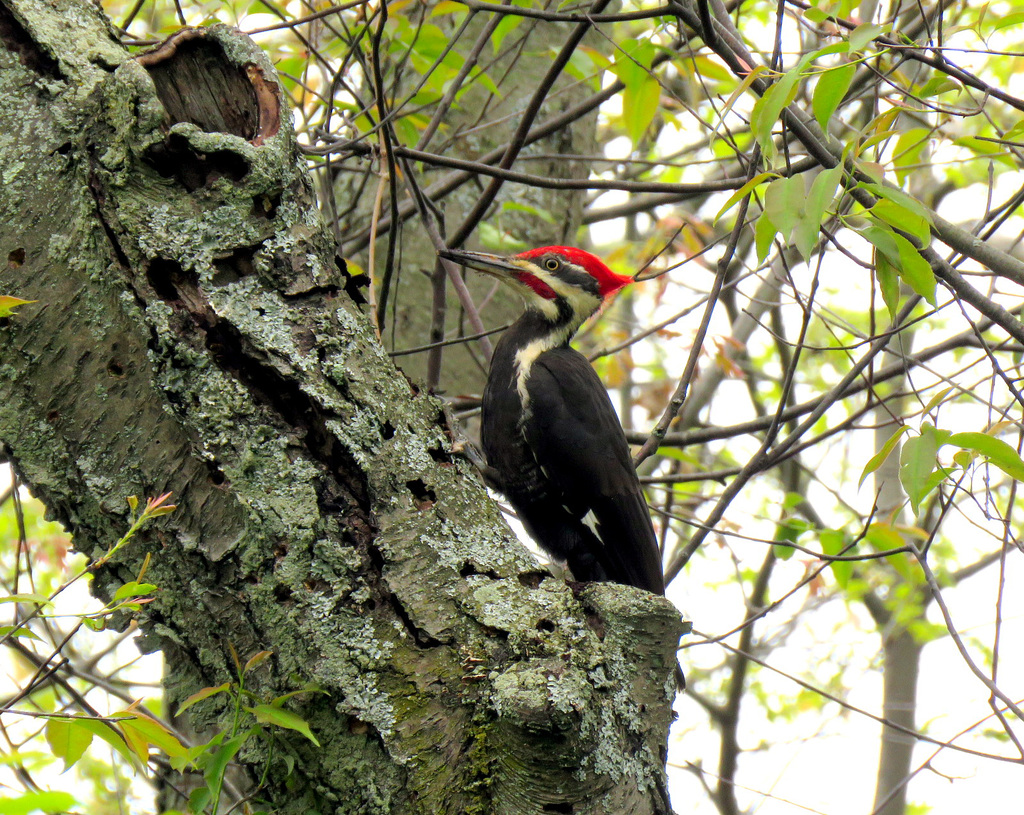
[544,258,560,271]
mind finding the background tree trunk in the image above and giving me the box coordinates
[0,2,684,812]
[869,329,921,815]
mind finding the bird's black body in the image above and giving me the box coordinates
[482,314,665,593]
[441,245,665,595]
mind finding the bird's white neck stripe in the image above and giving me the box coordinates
[513,325,573,416]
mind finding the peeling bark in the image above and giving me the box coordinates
[0,2,684,813]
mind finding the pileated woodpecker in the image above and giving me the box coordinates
[440,246,665,595]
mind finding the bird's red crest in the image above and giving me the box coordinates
[516,246,633,299]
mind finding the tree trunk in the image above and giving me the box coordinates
[0,3,684,812]
[874,629,922,815]
[869,329,920,815]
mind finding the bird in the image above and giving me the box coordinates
[439,245,665,595]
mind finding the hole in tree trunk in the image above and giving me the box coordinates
[136,28,280,144]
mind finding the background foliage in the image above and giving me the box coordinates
[2,0,1023,813]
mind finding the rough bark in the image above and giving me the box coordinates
[0,3,684,813]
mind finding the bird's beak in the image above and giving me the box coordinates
[438,248,521,277]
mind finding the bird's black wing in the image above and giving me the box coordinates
[523,347,664,594]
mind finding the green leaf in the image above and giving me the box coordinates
[917,76,961,98]
[74,718,142,770]
[501,201,557,225]
[0,791,77,814]
[113,581,158,601]
[874,252,901,319]
[859,425,910,487]
[119,717,150,763]
[952,450,973,469]
[429,0,466,15]
[773,511,807,562]
[477,222,526,253]
[610,38,655,88]
[0,594,52,608]
[755,212,777,263]
[806,42,852,62]
[893,233,936,305]
[187,785,212,815]
[204,733,248,790]
[172,731,226,773]
[774,543,795,560]
[922,386,953,416]
[819,529,852,588]
[776,517,810,544]
[0,625,40,641]
[392,116,420,148]
[567,45,608,83]
[177,682,232,716]
[622,76,660,147]
[865,522,904,551]
[714,171,778,223]
[921,466,955,501]
[862,222,936,306]
[751,67,802,155]
[908,618,948,644]
[862,183,934,228]
[899,428,939,515]
[871,199,931,245]
[946,432,1024,481]
[44,719,93,772]
[812,62,855,129]
[954,136,1017,167]
[791,214,818,260]
[892,128,930,185]
[923,423,952,448]
[805,164,844,224]
[782,492,804,510]
[794,163,844,257]
[490,9,521,54]
[1005,119,1024,142]
[248,705,321,746]
[269,685,324,707]
[848,23,887,52]
[411,23,462,67]
[610,39,660,147]
[987,10,1024,33]
[862,224,899,264]
[119,714,189,759]
[763,174,805,241]
[0,296,37,319]
[689,54,733,83]
[468,67,501,99]
[0,752,50,770]
[712,66,766,146]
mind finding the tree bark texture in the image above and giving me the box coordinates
[0,2,684,813]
